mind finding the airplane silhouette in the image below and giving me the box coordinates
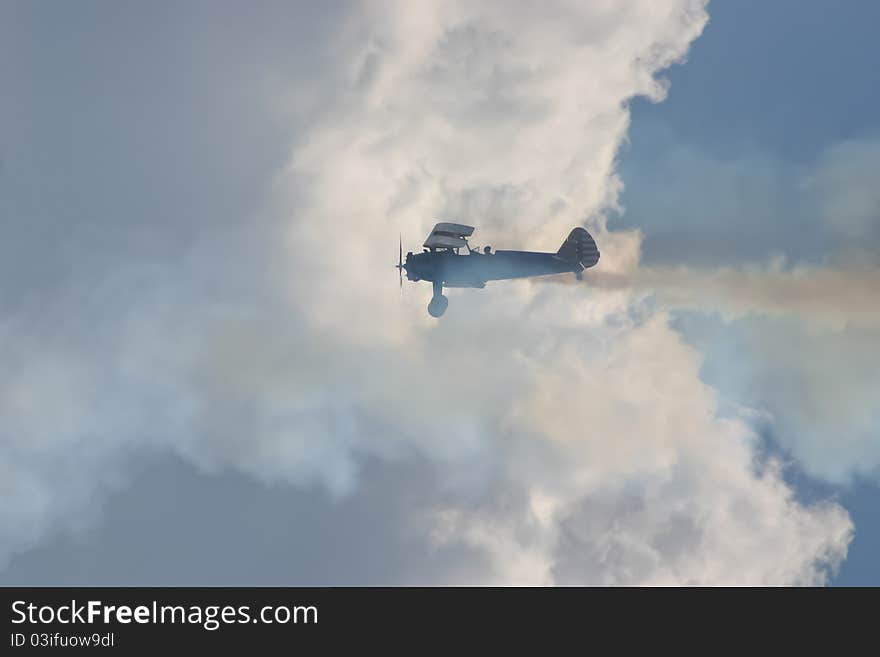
[397,222,600,317]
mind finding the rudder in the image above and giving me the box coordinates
[557,227,600,268]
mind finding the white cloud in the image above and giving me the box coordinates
[421,313,852,585]
[255,0,850,583]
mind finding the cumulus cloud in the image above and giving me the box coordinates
[423,313,852,585]
[0,0,854,583]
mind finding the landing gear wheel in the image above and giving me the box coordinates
[427,294,449,318]
[575,270,583,281]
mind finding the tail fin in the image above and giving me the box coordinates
[557,227,600,268]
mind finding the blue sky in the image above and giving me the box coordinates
[1,1,876,585]
[629,0,880,162]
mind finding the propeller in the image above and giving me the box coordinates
[396,234,403,289]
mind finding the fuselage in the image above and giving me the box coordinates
[404,249,581,288]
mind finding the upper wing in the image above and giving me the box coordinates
[423,222,474,249]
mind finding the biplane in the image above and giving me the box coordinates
[397,222,600,317]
